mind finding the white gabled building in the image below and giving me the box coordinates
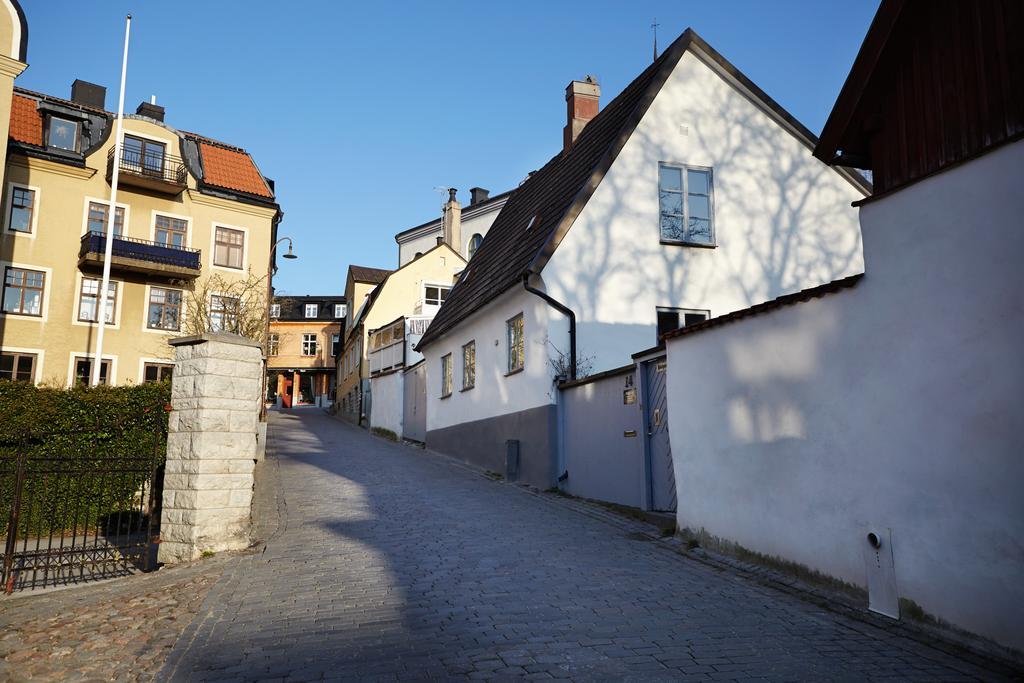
[415,29,867,488]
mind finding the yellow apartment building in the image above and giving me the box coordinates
[268,295,346,407]
[0,54,279,385]
[337,244,464,424]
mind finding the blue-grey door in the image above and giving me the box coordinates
[644,358,676,512]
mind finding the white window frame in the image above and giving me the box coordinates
[334,303,346,318]
[142,284,185,335]
[67,351,117,388]
[209,293,241,333]
[302,333,318,357]
[423,282,451,308]
[0,261,52,322]
[4,182,40,239]
[331,333,340,358]
[658,162,716,247]
[73,273,121,329]
[81,195,130,237]
[270,303,281,318]
[268,333,280,356]
[0,346,45,384]
[506,312,524,375]
[150,210,192,249]
[305,303,318,318]
[210,222,249,272]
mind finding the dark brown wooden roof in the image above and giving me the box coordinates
[348,265,393,285]
[814,0,1024,195]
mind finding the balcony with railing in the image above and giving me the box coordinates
[78,230,202,279]
[106,146,188,194]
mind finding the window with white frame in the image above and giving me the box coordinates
[74,356,110,386]
[424,285,450,307]
[213,226,245,269]
[78,278,117,323]
[154,214,188,248]
[87,201,124,236]
[331,333,340,358]
[2,267,45,316]
[656,307,709,338]
[468,233,483,259]
[440,353,452,397]
[270,303,281,318]
[506,313,524,374]
[148,287,182,331]
[334,303,346,318]
[658,164,714,245]
[305,303,318,318]
[302,333,318,356]
[210,295,239,332]
[462,340,475,390]
[0,351,36,383]
[268,333,280,356]
[8,187,36,234]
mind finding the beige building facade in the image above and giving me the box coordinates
[0,20,279,386]
[267,295,346,407]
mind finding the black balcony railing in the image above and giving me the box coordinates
[107,146,188,186]
[80,230,201,271]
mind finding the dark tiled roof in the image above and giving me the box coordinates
[272,295,347,322]
[349,265,393,284]
[660,274,863,342]
[418,32,689,349]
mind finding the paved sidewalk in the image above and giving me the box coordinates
[0,555,228,682]
[160,409,1017,682]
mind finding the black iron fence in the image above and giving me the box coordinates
[80,230,202,271]
[0,427,166,593]
[107,145,188,186]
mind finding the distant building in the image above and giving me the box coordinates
[394,187,509,267]
[0,37,281,387]
[268,295,346,407]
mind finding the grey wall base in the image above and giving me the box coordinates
[427,405,558,489]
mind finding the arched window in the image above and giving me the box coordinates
[468,233,483,259]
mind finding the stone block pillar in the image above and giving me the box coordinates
[158,333,263,564]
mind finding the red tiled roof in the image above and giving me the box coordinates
[199,142,273,198]
[10,94,41,146]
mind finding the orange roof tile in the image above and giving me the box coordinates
[10,94,41,146]
[199,142,273,198]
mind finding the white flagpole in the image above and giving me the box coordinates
[92,14,131,387]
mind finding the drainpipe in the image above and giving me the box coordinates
[522,273,576,382]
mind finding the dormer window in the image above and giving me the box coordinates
[305,304,318,318]
[334,303,346,318]
[47,116,79,152]
[270,304,281,318]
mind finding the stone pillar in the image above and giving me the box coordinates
[158,333,263,564]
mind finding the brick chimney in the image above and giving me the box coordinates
[563,75,600,151]
[442,188,461,250]
[469,187,489,205]
[71,80,106,109]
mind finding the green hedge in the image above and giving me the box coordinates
[0,381,170,538]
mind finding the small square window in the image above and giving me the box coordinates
[655,307,709,338]
[214,226,245,269]
[143,363,173,383]
[48,117,79,152]
[0,352,36,383]
[334,303,346,318]
[74,357,111,386]
[270,304,281,318]
[305,304,318,318]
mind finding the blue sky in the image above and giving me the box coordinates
[21,1,878,295]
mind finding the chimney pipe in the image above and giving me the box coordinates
[443,188,461,250]
[136,100,165,122]
[563,75,600,152]
[71,80,107,109]
[469,187,489,205]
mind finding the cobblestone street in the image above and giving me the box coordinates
[156,409,1013,682]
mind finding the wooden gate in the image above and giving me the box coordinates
[643,357,677,512]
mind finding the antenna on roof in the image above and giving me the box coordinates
[651,18,660,62]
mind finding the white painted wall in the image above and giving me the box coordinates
[545,48,865,373]
[369,370,403,437]
[423,284,567,432]
[664,141,1024,652]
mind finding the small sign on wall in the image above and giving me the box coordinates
[623,373,636,404]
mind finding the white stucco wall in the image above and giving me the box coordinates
[423,284,567,432]
[369,370,404,437]
[663,141,1024,651]
[545,48,865,373]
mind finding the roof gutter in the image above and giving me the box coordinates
[522,273,576,382]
